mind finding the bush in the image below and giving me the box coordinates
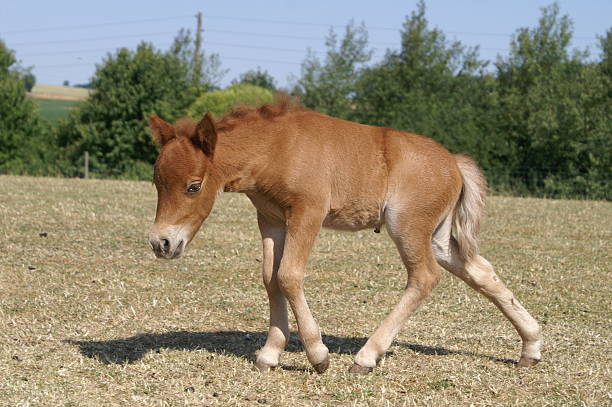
[187,83,274,119]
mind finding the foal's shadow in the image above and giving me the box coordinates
[64,330,516,369]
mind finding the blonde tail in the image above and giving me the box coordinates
[452,154,488,260]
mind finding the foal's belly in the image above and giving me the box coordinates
[247,193,384,232]
[323,202,384,231]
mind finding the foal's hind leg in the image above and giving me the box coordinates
[351,216,441,374]
[254,213,290,371]
[434,222,543,366]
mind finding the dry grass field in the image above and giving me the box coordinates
[29,84,90,101]
[0,175,610,406]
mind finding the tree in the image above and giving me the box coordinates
[352,2,497,171]
[56,42,193,179]
[232,67,277,91]
[169,28,228,90]
[600,28,612,78]
[8,60,36,92]
[297,21,372,119]
[495,3,611,198]
[0,39,49,175]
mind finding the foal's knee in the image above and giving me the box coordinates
[277,268,304,298]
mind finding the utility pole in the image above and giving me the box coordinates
[84,151,89,179]
[193,12,203,87]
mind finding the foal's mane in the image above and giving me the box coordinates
[175,93,303,137]
[216,93,303,132]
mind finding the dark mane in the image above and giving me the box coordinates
[215,93,304,132]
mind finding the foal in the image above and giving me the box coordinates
[148,99,542,374]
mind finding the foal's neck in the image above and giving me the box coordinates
[213,127,266,193]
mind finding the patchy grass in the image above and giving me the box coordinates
[0,175,610,406]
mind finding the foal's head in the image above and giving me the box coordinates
[148,114,220,259]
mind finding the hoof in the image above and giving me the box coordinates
[349,363,373,375]
[517,357,540,367]
[313,355,330,374]
[253,360,277,372]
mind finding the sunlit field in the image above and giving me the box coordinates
[0,175,609,406]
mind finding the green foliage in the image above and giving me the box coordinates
[188,83,274,119]
[0,39,52,176]
[297,21,372,119]
[5,53,36,92]
[232,67,277,91]
[56,42,193,178]
[352,1,498,171]
[14,65,36,92]
[494,3,611,199]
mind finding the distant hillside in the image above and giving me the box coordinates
[29,84,90,101]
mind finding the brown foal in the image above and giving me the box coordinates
[148,98,542,374]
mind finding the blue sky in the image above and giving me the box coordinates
[1,0,609,88]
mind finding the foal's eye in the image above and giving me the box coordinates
[187,182,202,193]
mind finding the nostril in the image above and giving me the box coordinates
[161,238,170,254]
[171,240,185,259]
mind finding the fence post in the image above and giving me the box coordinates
[84,151,89,179]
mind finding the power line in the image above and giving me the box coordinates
[207,42,323,55]
[22,26,398,48]
[206,14,379,31]
[206,28,333,42]
[22,44,169,58]
[7,27,397,50]
[36,53,304,69]
[205,28,399,47]
[10,31,177,47]
[37,62,97,68]
[222,56,301,66]
[205,41,508,55]
[8,28,376,47]
[2,12,598,41]
[0,15,193,35]
[204,14,598,40]
[22,38,509,59]
[22,43,312,59]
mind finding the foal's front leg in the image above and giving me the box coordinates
[277,206,330,373]
[255,213,289,371]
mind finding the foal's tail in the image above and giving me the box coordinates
[452,154,488,261]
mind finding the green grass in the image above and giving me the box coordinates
[0,175,610,406]
[34,98,77,123]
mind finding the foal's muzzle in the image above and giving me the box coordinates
[149,234,185,259]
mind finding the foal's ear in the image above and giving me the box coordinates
[193,113,218,158]
[149,115,176,147]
